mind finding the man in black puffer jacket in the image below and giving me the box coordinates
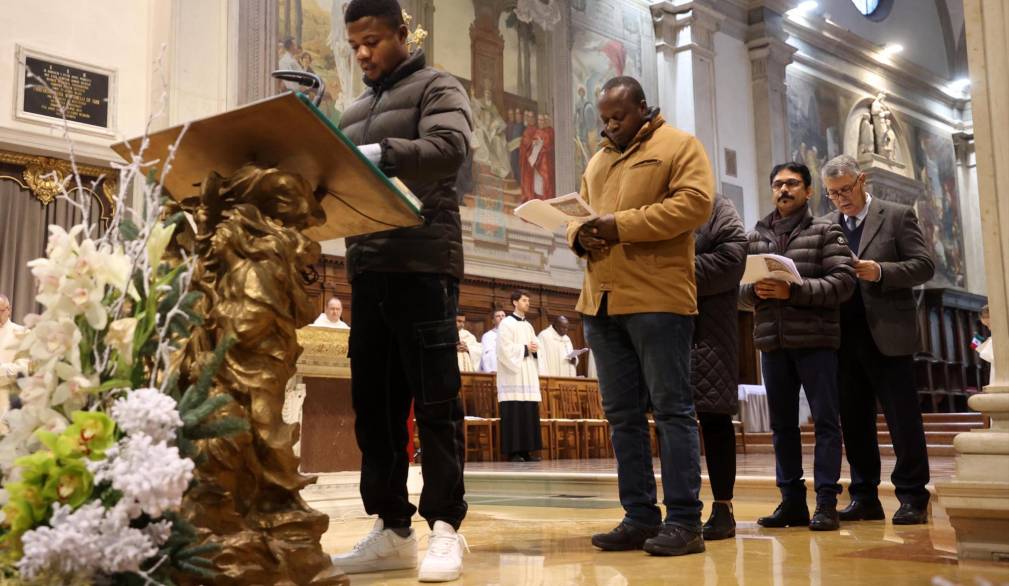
[691,196,747,541]
[329,0,473,582]
[740,162,856,532]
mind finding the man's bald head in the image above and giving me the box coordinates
[325,297,344,322]
[552,315,569,336]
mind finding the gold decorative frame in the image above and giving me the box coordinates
[0,149,117,215]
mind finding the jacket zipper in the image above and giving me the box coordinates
[361,88,384,144]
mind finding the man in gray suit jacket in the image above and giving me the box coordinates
[820,155,935,525]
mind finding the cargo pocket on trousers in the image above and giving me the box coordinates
[415,318,462,405]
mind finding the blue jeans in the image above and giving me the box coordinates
[761,348,843,506]
[584,306,701,531]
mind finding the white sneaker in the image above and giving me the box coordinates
[418,520,469,582]
[330,518,417,574]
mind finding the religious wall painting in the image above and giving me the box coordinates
[785,71,858,216]
[909,125,966,288]
[276,0,359,125]
[571,28,641,183]
[434,1,557,225]
[787,72,967,288]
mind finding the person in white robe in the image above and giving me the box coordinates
[0,295,28,428]
[456,314,482,372]
[496,290,543,461]
[479,309,506,373]
[312,296,350,329]
[537,316,581,378]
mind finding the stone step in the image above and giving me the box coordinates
[747,431,959,446]
[908,413,986,423]
[795,419,976,433]
[743,443,957,457]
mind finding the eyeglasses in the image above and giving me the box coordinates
[826,177,862,200]
[771,179,804,190]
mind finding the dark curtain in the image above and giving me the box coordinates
[0,167,100,323]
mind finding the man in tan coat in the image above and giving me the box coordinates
[569,76,713,557]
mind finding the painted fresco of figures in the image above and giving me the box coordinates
[520,110,538,201]
[574,85,600,170]
[470,86,513,179]
[507,108,525,181]
[520,112,557,202]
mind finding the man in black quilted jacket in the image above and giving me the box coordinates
[329,0,473,581]
[740,162,856,532]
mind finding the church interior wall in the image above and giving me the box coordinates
[811,0,958,79]
[0,0,168,163]
[713,30,761,229]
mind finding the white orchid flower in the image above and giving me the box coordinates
[106,317,139,365]
[146,222,176,270]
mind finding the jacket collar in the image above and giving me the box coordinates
[599,109,663,156]
[852,193,885,256]
[363,49,426,91]
[755,205,813,244]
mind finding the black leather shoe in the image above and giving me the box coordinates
[508,453,526,462]
[757,500,810,528]
[591,522,661,551]
[892,503,929,525]
[838,499,885,521]
[702,502,736,540]
[643,525,705,557]
[809,504,840,531]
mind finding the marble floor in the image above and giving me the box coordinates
[463,453,958,482]
[321,487,1008,585]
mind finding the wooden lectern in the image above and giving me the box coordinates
[111,92,421,586]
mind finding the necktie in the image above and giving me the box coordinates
[847,216,858,232]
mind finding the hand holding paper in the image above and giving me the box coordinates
[514,192,598,232]
[741,254,803,285]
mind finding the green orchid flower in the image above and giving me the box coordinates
[41,460,93,509]
[4,483,48,524]
[13,451,56,486]
[0,493,36,536]
[38,412,117,461]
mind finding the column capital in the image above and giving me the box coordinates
[651,1,725,56]
[746,35,796,80]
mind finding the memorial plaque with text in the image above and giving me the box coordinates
[15,47,115,133]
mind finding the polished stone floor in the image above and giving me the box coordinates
[321,493,1009,585]
[464,454,958,482]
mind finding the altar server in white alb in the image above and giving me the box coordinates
[455,314,482,372]
[479,309,506,373]
[312,296,350,329]
[538,315,579,378]
[496,290,543,462]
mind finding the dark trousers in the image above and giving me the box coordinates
[840,318,930,508]
[698,412,736,502]
[584,303,702,531]
[349,272,467,530]
[761,348,843,506]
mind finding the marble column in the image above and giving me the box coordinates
[233,0,277,107]
[549,5,574,194]
[650,1,724,177]
[746,9,795,217]
[935,0,1009,562]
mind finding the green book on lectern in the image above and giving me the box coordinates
[110,92,423,241]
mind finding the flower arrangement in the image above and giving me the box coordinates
[0,63,246,585]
